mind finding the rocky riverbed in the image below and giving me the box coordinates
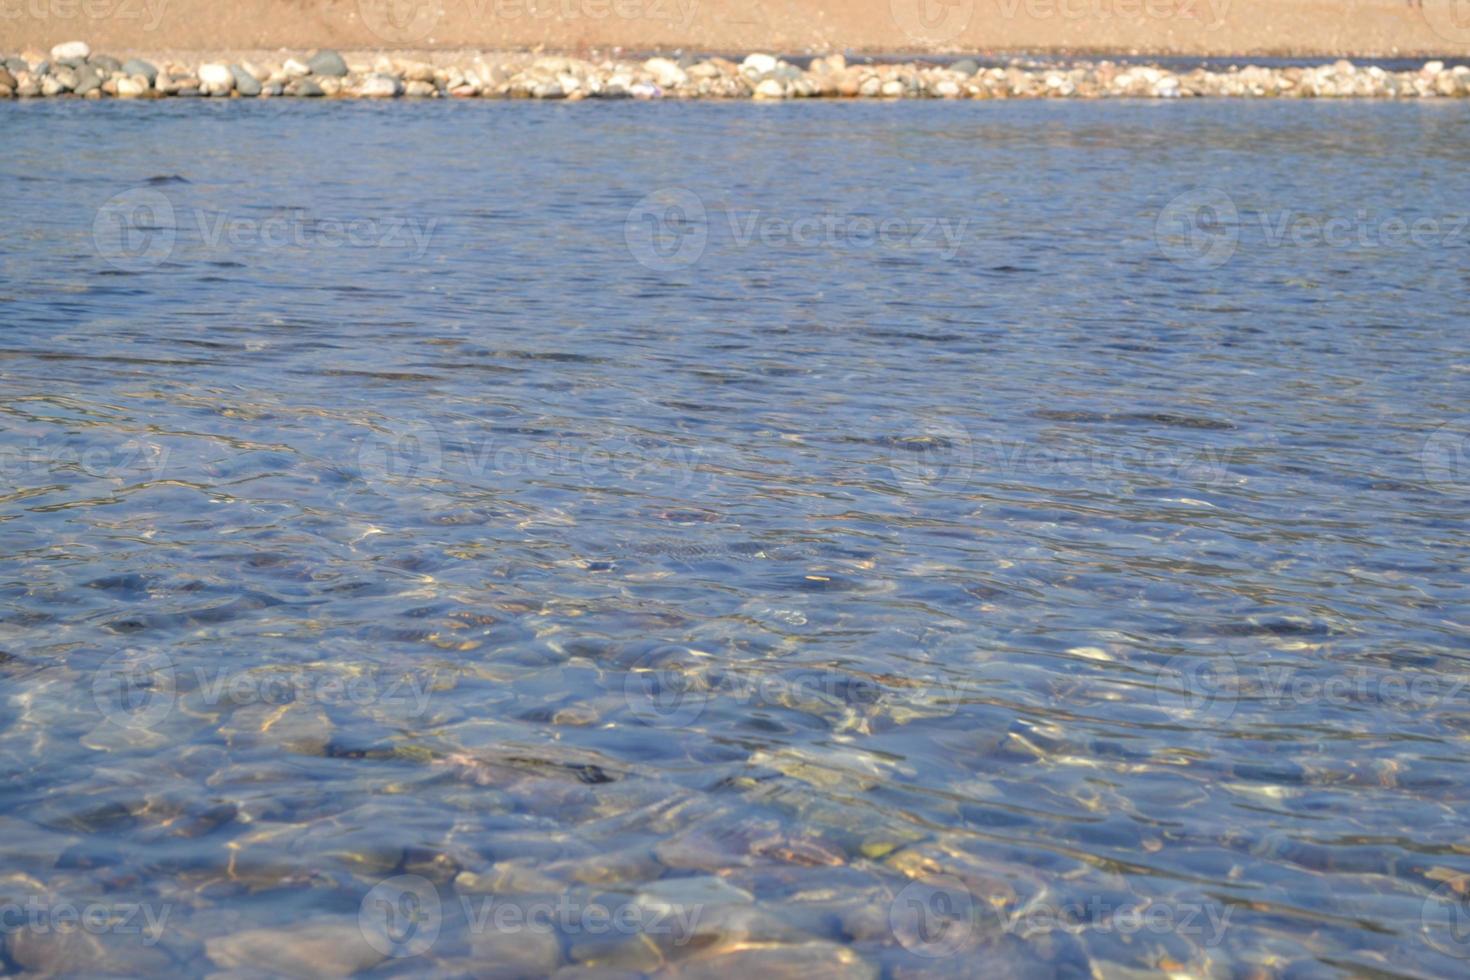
[4,41,1470,100]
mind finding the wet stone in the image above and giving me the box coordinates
[219,702,333,756]
[8,925,175,976]
[655,940,878,979]
[205,920,385,978]
[465,924,563,975]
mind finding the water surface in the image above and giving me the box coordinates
[1,99,1468,977]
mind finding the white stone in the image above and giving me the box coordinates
[359,74,400,97]
[643,57,687,89]
[116,75,149,97]
[1423,60,1445,75]
[754,78,786,99]
[933,79,960,98]
[49,40,89,62]
[741,53,778,76]
[198,62,234,94]
[283,57,311,78]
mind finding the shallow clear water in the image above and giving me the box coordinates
[1,99,1468,978]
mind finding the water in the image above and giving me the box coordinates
[1,98,1468,977]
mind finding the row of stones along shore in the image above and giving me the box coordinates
[6,42,1470,100]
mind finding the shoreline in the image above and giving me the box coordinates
[5,44,1470,100]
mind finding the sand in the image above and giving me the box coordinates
[3,0,1469,58]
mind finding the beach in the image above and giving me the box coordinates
[4,0,1470,58]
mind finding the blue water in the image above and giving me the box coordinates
[1,99,1468,977]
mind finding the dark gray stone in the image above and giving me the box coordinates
[89,53,121,72]
[951,58,980,76]
[294,78,324,97]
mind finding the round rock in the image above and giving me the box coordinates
[121,58,157,83]
[49,40,89,63]
[307,50,348,77]
[230,64,262,96]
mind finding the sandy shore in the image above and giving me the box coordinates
[4,0,1470,58]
